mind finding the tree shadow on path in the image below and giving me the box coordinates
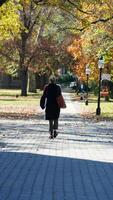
[0,152,113,200]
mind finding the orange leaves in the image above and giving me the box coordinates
[67,35,101,82]
[67,36,88,81]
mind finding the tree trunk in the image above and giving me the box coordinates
[28,71,36,93]
[19,31,28,96]
[20,68,28,96]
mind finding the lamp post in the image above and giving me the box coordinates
[85,65,90,105]
[96,56,104,115]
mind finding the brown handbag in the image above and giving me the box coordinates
[57,94,66,109]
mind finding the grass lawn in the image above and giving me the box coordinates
[0,89,42,118]
[77,93,113,120]
[0,89,113,120]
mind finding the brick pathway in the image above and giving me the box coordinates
[0,93,113,200]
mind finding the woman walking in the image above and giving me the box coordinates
[40,76,63,139]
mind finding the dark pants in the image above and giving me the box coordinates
[49,119,58,132]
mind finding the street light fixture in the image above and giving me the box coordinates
[96,56,104,115]
[85,64,90,105]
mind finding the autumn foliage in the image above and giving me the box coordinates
[67,36,98,82]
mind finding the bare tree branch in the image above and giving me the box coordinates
[66,0,91,14]
[91,15,113,24]
[27,7,53,65]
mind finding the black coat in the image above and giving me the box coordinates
[42,83,61,120]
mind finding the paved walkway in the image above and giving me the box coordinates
[0,93,113,200]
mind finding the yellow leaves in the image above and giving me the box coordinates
[19,0,30,5]
[47,0,62,6]
[74,0,113,32]
[0,0,21,40]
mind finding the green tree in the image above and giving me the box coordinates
[0,0,113,95]
[0,1,53,95]
[0,0,75,95]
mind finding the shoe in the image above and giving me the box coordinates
[49,131,54,139]
[49,135,54,139]
[54,130,58,138]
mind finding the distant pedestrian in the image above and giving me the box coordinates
[40,76,64,139]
